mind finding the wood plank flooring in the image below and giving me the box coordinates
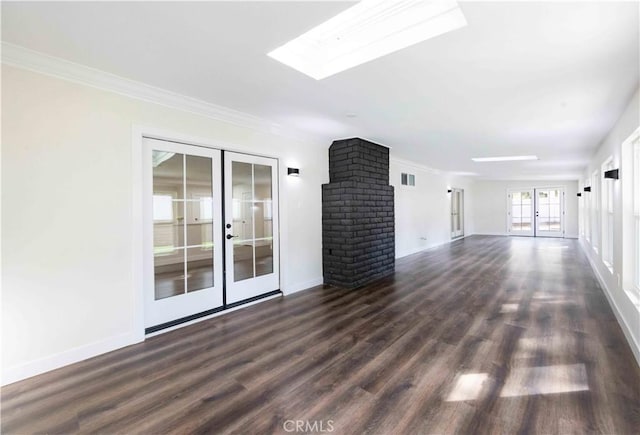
[2,236,639,434]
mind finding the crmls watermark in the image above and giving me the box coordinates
[282,419,335,433]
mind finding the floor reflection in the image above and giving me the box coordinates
[154,263,213,300]
[500,303,519,313]
[500,363,588,397]
[446,373,489,402]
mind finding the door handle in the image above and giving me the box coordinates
[226,234,238,240]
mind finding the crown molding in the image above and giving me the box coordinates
[390,156,442,175]
[1,42,325,145]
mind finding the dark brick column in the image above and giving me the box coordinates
[322,138,395,288]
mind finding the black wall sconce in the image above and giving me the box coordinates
[577,193,582,197]
[447,189,452,193]
[584,186,591,192]
[604,169,619,180]
[287,167,300,177]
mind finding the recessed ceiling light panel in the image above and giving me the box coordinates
[268,0,467,80]
[471,155,539,162]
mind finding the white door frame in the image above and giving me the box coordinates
[507,188,535,237]
[506,186,566,238]
[132,126,285,339]
[224,152,280,304]
[450,188,464,239]
[534,187,565,238]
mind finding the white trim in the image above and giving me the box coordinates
[283,277,324,296]
[580,240,640,367]
[390,156,441,175]
[1,42,323,146]
[1,331,142,386]
[395,234,470,260]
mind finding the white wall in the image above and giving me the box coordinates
[1,65,328,384]
[391,158,474,258]
[471,180,579,238]
[579,88,640,364]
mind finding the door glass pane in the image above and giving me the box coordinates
[234,240,255,282]
[254,164,272,201]
[187,246,214,292]
[153,152,184,199]
[538,203,550,219]
[154,249,185,300]
[186,155,212,199]
[187,222,213,247]
[512,192,521,204]
[256,241,274,277]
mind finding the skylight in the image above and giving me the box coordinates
[268,0,467,80]
[471,155,539,162]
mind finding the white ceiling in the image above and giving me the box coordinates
[2,1,638,180]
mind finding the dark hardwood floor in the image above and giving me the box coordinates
[2,236,639,434]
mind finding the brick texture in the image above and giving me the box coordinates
[322,138,395,288]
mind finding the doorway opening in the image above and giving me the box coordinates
[507,187,565,237]
[143,137,280,333]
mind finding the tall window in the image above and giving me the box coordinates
[622,129,640,308]
[634,138,640,290]
[591,170,600,252]
[602,158,614,271]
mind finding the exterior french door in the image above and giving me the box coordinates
[508,189,535,236]
[143,139,279,330]
[451,188,464,239]
[224,152,280,304]
[508,187,564,238]
[535,188,564,238]
[143,138,224,328]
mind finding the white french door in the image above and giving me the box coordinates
[143,138,224,328]
[224,152,280,304]
[508,189,535,236]
[535,188,564,238]
[451,188,464,239]
[507,187,564,238]
[143,139,280,330]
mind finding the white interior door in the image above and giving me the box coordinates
[535,187,564,238]
[224,152,280,304]
[143,138,223,328]
[508,189,535,236]
[451,188,464,238]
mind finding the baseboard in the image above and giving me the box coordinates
[283,277,324,295]
[396,235,471,260]
[579,239,640,367]
[3,278,323,386]
[2,331,143,386]
[471,232,510,237]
